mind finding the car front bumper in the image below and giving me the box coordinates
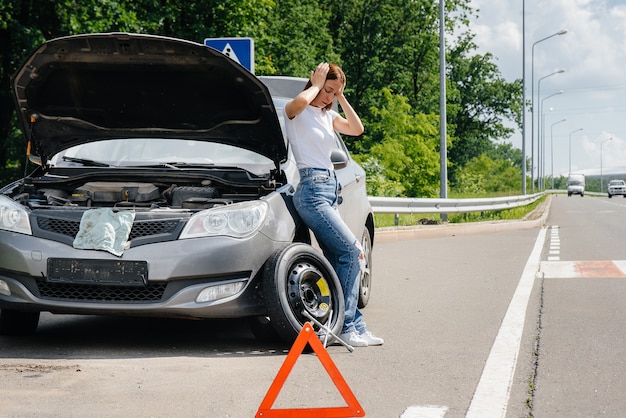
[0,226,292,319]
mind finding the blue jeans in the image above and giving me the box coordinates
[294,168,365,334]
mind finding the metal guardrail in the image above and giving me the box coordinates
[368,193,544,214]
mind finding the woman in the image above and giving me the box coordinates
[284,62,383,347]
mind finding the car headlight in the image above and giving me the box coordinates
[0,196,32,235]
[179,200,268,239]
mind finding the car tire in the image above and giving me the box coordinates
[358,228,373,309]
[263,243,344,344]
[0,309,40,336]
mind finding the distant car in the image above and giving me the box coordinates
[607,180,626,198]
[0,33,375,344]
[567,174,585,197]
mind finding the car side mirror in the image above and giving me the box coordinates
[330,149,348,170]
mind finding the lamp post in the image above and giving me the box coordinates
[550,118,566,189]
[601,137,613,193]
[522,0,526,194]
[568,128,583,177]
[531,29,567,192]
[531,68,565,191]
[539,89,563,189]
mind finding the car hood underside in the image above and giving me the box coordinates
[11,33,286,166]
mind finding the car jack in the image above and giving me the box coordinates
[301,310,354,353]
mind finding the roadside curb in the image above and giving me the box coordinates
[374,195,552,243]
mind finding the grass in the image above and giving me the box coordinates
[374,195,546,228]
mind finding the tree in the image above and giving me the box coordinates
[454,154,522,195]
[446,34,523,182]
[360,88,441,197]
[259,0,339,77]
[325,0,474,117]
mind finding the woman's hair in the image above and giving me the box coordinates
[304,63,346,110]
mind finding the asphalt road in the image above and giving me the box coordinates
[1,194,625,417]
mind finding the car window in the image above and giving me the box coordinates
[49,138,275,173]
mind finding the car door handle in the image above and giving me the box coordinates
[355,173,364,183]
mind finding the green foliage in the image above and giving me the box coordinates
[360,88,441,197]
[453,154,522,195]
[355,156,405,197]
[260,0,339,76]
[446,37,523,181]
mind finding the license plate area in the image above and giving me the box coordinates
[47,258,148,286]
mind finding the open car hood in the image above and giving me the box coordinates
[11,33,286,166]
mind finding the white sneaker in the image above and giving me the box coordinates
[360,330,384,346]
[339,331,369,347]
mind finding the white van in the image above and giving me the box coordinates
[567,174,585,197]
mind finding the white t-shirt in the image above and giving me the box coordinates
[284,105,339,170]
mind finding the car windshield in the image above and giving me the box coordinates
[49,138,275,175]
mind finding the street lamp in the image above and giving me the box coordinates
[522,0,527,194]
[550,119,566,189]
[536,70,564,191]
[601,137,613,193]
[539,89,564,189]
[531,29,567,192]
[568,128,583,176]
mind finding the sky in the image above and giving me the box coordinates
[466,0,626,180]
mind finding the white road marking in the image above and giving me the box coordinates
[465,226,547,418]
[400,405,448,418]
[541,260,626,278]
[549,226,560,261]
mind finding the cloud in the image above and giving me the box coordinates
[467,0,626,178]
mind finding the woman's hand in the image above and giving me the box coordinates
[310,62,329,90]
[336,77,347,100]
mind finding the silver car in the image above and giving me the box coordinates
[0,33,374,343]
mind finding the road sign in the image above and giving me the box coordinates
[204,37,254,73]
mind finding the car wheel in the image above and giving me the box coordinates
[0,309,40,336]
[358,228,373,309]
[263,243,345,344]
[608,194,612,198]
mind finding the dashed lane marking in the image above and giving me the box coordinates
[548,225,560,261]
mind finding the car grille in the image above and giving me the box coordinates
[35,216,182,243]
[37,281,166,302]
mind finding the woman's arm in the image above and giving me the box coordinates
[333,89,364,136]
[284,63,329,119]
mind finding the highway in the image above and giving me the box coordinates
[1,194,625,417]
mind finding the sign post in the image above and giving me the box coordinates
[204,37,254,73]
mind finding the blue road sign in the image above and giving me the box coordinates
[204,37,254,73]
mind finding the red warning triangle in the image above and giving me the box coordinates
[255,322,365,417]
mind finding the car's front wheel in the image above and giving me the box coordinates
[0,309,40,336]
[263,243,344,344]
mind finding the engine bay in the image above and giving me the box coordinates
[8,169,284,211]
